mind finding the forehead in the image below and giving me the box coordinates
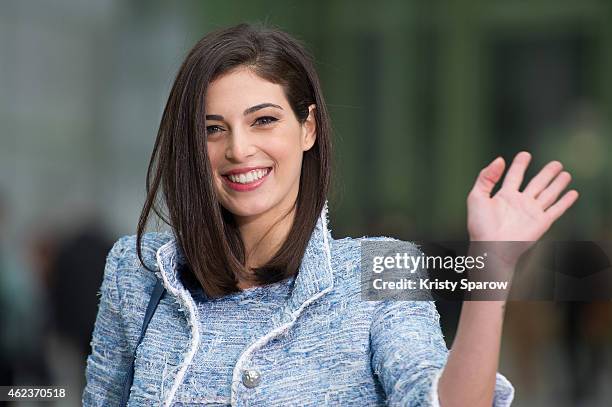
[205,67,288,112]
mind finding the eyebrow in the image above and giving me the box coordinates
[205,103,283,121]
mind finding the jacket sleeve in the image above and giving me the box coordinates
[82,236,133,406]
[369,299,515,406]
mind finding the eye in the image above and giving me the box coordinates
[253,116,278,126]
[205,125,224,135]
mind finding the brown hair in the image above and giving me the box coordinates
[136,22,332,299]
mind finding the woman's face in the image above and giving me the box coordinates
[204,67,316,221]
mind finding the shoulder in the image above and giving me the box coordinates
[93,232,175,353]
[328,235,423,288]
[329,235,422,265]
[102,231,174,301]
[106,231,174,270]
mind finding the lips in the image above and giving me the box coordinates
[221,166,273,192]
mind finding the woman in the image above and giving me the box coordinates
[83,23,578,406]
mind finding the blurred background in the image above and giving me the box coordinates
[1,0,611,406]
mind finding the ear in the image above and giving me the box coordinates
[301,104,317,152]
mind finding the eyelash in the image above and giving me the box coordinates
[254,116,278,126]
[205,116,278,135]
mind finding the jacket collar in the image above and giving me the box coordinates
[154,199,335,315]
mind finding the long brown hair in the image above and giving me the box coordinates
[136,22,332,299]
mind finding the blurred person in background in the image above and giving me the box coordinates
[48,217,113,394]
[0,191,51,391]
[540,100,612,405]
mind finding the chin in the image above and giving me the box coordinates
[222,197,275,218]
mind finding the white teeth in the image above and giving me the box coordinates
[227,168,270,184]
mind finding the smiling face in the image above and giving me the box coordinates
[204,67,317,222]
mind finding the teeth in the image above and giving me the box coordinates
[227,168,269,184]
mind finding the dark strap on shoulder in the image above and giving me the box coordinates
[119,278,166,407]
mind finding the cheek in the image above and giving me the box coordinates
[267,137,303,167]
[205,144,225,190]
[268,127,305,159]
[206,143,222,170]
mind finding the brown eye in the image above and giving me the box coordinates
[206,125,224,134]
[253,116,278,126]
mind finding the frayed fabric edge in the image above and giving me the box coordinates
[155,241,201,407]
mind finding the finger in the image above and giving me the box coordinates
[536,171,572,209]
[545,190,579,221]
[502,151,532,191]
[523,160,563,198]
[470,156,506,198]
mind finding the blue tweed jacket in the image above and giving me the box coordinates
[82,200,514,406]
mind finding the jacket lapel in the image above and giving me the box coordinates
[277,199,335,323]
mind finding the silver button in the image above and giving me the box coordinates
[242,369,261,388]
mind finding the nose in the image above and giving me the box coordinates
[224,128,256,161]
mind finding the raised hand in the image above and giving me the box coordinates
[438,151,579,407]
[467,151,579,243]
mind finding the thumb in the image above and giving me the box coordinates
[471,156,505,198]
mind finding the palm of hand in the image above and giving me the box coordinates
[467,152,579,243]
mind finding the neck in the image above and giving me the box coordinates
[235,199,297,276]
